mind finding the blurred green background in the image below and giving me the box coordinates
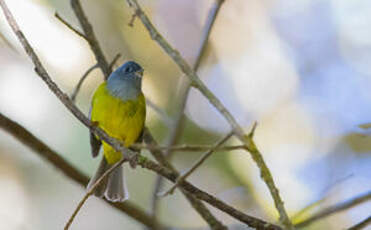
[0,0,370,229]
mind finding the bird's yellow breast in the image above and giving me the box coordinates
[91,82,146,164]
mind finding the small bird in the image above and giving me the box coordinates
[87,61,146,202]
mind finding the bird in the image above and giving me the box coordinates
[87,61,146,202]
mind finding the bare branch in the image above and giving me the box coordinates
[70,0,111,78]
[55,12,86,39]
[143,129,228,230]
[71,63,98,102]
[125,0,293,228]
[291,174,354,222]
[347,216,371,230]
[64,159,125,230]
[159,132,233,196]
[71,53,120,102]
[295,190,371,228]
[139,154,283,230]
[109,53,122,71]
[0,112,281,230]
[0,112,160,228]
[132,143,245,152]
[151,0,226,218]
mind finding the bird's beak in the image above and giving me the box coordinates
[136,69,144,77]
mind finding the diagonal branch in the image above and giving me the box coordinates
[64,158,126,230]
[294,190,371,228]
[55,12,86,39]
[143,129,228,230]
[125,0,293,228]
[131,143,246,152]
[151,0,226,218]
[70,63,98,102]
[70,0,111,78]
[0,112,160,228]
[347,216,371,230]
[0,111,281,230]
[159,132,233,196]
[138,153,283,230]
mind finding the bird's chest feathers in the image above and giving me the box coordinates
[91,82,146,146]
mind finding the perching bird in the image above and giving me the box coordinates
[87,61,146,202]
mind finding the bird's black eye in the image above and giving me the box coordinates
[125,66,133,73]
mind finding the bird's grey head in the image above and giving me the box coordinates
[107,61,144,100]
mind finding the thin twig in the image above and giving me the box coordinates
[71,53,121,102]
[151,0,225,219]
[109,53,122,71]
[71,63,98,102]
[143,129,228,230]
[126,1,293,228]
[0,112,281,230]
[139,153,283,230]
[291,174,354,222]
[132,143,245,152]
[347,216,371,230]
[55,12,86,39]
[64,159,125,230]
[159,132,233,196]
[295,190,371,228]
[70,0,111,78]
[0,112,160,228]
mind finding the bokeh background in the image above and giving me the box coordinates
[0,0,370,229]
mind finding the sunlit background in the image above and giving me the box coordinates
[0,0,370,229]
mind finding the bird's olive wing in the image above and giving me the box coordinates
[89,106,101,157]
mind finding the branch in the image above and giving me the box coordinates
[151,0,226,219]
[0,111,281,230]
[108,53,122,71]
[138,154,283,230]
[295,190,371,228]
[70,63,98,102]
[159,132,233,196]
[143,129,228,230]
[125,1,293,228]
[70,0,111,78]
[132,143,245,152]
[70,53,121,102]
[64,159,126,230]
[0,112,160,228]
[347,216,371,230]
[55,12,86,39]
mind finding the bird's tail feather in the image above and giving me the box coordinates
[87,157,129,202]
